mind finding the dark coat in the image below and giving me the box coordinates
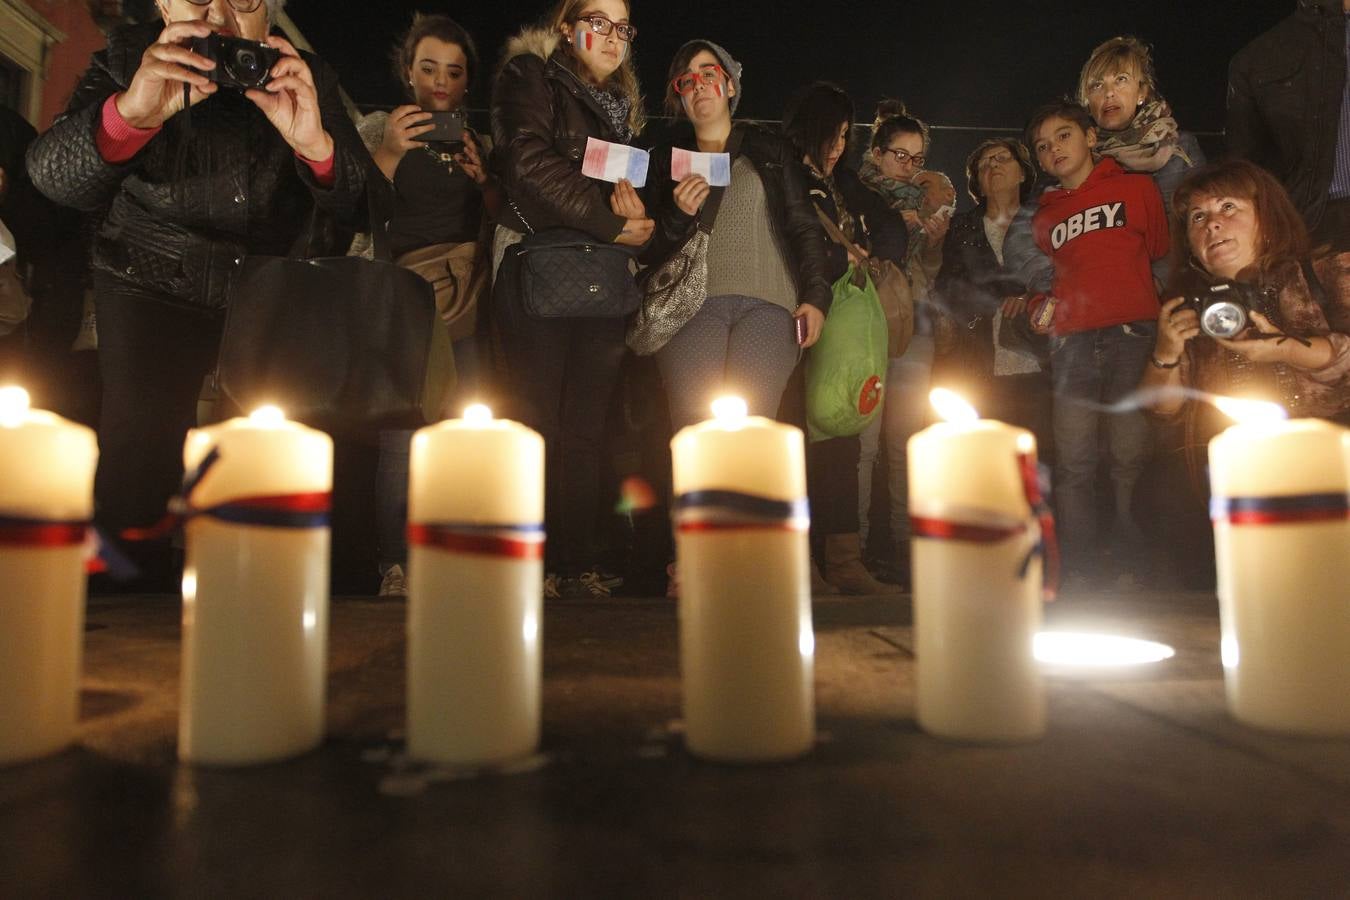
[491,28,629,242]
[935,206,1030,377]
[25,22,367,314]
[1227,0,1347,228]
[643,122,834,312]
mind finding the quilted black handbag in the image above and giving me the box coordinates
[496,203,640,319]
[216,194,455,431]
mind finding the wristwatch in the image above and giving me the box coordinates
[1150,353,1181,370]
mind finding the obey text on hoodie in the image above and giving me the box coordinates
[1033,157,1170,335]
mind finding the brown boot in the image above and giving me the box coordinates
[810,557,839,595]
[824,533,901,595]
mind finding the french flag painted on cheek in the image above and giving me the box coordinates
[582,137,649,187]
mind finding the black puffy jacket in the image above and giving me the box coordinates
[491,28,630,242]
[643,122,833,312]
[26,22,367,313]
[1228,0,1347,228]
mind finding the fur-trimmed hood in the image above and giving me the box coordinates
[501,25,561,71]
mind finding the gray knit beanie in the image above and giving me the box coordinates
[675,39,743,115]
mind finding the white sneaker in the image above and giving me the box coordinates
[378,564,407,598]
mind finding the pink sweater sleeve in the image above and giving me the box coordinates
[96,94,161,163]
[97,93,336,185]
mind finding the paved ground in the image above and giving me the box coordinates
[2,590,1349,898]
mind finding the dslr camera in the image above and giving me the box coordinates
[1183,280,1276,339]
[189,34,282,91]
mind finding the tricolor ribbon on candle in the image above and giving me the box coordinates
[909,453,1060,599]
[407,522,545,560]
[121,447,331,541]
[0,513,89,549]
[673,490,810,533]
[0,514,136,577]
[1210,492,1350,526]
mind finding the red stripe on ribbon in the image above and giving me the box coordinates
[0,522,89,548]
[1224,508,1348,526]
[909,516,1027,544]
[407,524,544,560]
[677,520,809,534]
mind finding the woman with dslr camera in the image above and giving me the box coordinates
[26,0,365,587]
[1142,159,1350,429]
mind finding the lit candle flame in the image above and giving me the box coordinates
[1212,396,1287,425]
[711,396,749,425]
[930,388,979,424]
[0,385,31,428]
[249,405,286,427]
[463,403,494,425]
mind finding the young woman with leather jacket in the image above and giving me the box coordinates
[490,0,651,599]
[25,0,366,587]
[642,40,832,431]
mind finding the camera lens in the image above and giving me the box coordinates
[1201,301,1247,339]
[226,47,265,87]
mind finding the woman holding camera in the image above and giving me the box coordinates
[491,0,650,599]
[1143,159,1350,426]
[359,13,495,597]
[26,0,365,587]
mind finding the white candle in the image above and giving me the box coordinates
[671,397,815,762]
[179,406,333,765]
[1208,399,1350,736]
[407,404,544,766]
[907,388,1046,743]
[0,387,97,766]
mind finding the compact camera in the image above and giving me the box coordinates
[1182,280,1275,340]
[189,34,282,91]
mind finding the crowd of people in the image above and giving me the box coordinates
[2,0,1348,598]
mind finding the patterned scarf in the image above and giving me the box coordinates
[1094,98,1191,175]
[808,163,856,244]
[583,82,633,143]
[858,155,927,214]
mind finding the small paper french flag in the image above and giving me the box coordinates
[671,147,732,187]
[582,137,649,187]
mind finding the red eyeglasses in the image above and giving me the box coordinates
[671,65,728,96]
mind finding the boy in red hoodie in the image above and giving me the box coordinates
[1025,101,1169,586]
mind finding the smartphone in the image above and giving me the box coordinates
[935,203,956,220]
[1030,295,1058,331]
[795,316,808,346]
[414,110,465,148]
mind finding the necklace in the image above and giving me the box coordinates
[421,142,458,173]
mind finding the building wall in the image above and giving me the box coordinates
[26,1,112,128]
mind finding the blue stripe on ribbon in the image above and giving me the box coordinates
[203,505,330,530]
[674,490,810,521]
[1210,492,1349,521]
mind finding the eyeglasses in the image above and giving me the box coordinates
[978,150,1015,169]
[881,147,925,168]
[183,0,265,12]
[670,65,727,96]
[574,14,637,42]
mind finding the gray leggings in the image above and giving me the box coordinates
[656,294,800,431]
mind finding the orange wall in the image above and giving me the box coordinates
[27,1,110,128]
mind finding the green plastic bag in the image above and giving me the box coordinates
[805,265,888,442]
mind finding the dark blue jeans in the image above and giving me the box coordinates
[1048,321,1156,573]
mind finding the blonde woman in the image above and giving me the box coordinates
[491,0,650,598]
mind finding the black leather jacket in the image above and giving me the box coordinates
[1228,0,1347,228]
[491,29,629,241]
[26,22,367,313]
[643,122,833,312]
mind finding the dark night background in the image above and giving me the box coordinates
[287,0,1288,207]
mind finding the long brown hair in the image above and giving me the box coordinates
[1166,159,1309,291]
[545,0,646,135]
